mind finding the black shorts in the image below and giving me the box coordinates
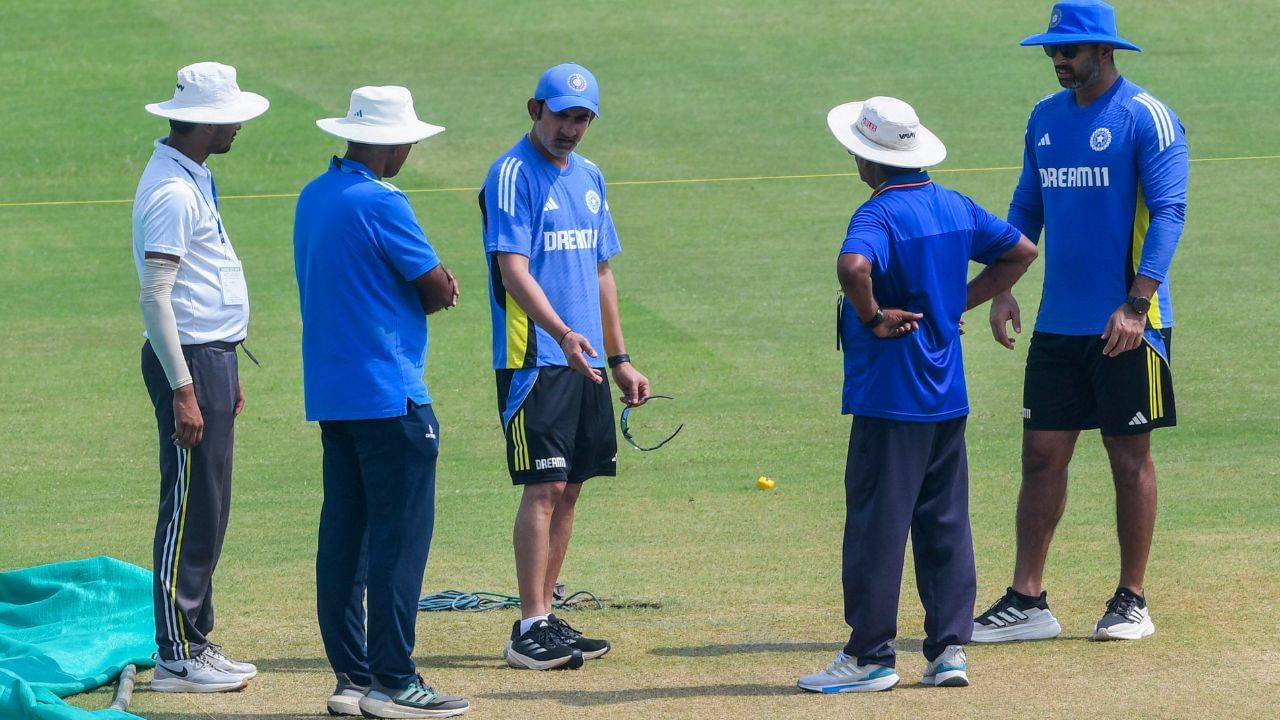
[496,366,618,485]
[1023,329,1175,436]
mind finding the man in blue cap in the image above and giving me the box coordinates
[973,0,1189,643]
[479,63,652,670]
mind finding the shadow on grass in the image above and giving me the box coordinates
[253,654,496,673]
[650,639,924,656]
[482,682,797,705]
[141,715,319,720]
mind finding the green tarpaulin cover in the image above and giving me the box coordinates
[0,556,155,720]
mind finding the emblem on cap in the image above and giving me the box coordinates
[1049,8,1062,27]
[585,190,601,214]
[1090,127,1112,152]
[567,73,588,92]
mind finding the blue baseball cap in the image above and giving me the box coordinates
[1020,0,1141,52]
[534,63,600,117]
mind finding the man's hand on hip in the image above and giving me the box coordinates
[1101,304,1146,357]
[872,308,924,339]
[172,384,204,448]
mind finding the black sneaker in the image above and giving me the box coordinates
[503,619,584,670]
[972,587,1062,643]
[547,614,611,660]
[1092,587,1155,641]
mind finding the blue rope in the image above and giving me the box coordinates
[418,589,602,612]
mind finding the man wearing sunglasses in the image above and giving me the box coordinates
[973,0,1189,644]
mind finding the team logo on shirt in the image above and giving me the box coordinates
[1090,127,1112,152]
[1049,8,1062,27]
[568,73,588,92]
[585,190,602,214]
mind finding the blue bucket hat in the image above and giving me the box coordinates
[534,62,600,117]
[1020,0,1142,52]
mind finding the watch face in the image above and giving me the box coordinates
[1130,296,1151,314]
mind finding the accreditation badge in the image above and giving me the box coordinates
[218,264,248,306]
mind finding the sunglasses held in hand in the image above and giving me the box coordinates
[620,395,683,452]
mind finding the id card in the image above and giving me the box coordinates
[219,265,248,306]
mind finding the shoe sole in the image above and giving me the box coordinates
[971,616,1061,643]
[797,674,900,693]
[923,670,970,687]
[503,641,584,670]
[580,644,611,661]
[152,677,248,693]
[1092,618,1155,641]
[328,695,363,716]
[357,700,470,719]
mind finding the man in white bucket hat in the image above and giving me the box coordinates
[133,61,268,693]
[797,96,1037,693]
[293,86,468,719]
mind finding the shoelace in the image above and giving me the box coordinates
[530,622,570,649]
[1105,592,1143,622]
[550,616,583,641]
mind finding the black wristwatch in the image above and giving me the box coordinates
[862,307,885,329]
[1126,295,1151,315]
[607,353,632,368]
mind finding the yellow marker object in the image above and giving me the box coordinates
[757,476,776,490]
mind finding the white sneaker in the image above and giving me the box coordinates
[797,653,899,693]
[152,654,248,693]
[326,673,368,716]
[202,643,257,679]
[922,645,969,687]
[972,587,1062,643]
[1092,588,1155,641]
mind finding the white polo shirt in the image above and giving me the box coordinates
[132,138,250,344]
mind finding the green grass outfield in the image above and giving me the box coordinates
[2,1,1278,718]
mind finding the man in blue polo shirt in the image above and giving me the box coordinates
[973,0,1189,645]
[480,63,651,671]
[798,96,1037,693]
[294,86,468,719]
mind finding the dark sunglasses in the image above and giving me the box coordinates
[620,395,683,452]
[1044,44,1080,59]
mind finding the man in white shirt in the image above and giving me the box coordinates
[133,61,267,693]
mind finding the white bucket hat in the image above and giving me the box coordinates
[145,62,269,124]
[316,86,445,146]
[827,96,946,169]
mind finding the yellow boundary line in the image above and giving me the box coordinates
[1,154,1275,209]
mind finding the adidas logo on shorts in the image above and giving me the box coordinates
[1128,411,1149,426]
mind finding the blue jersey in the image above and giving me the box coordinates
[839,173,1022,421]
[1009,77,1188,335]
[480,136,621,369]
[294,157,440,421]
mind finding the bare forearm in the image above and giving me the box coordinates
[598,263,625,356]
[497,254,571,339]
[837,253,877,323]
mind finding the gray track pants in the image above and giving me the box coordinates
[141,340,239,662]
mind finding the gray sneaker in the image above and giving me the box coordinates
[358,675,470,718]
[1092,588,1155,641]
[202,643,257,679]
[326,673,368,716]
[152,653,248,693]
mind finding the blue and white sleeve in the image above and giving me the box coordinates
[482,158,535,256]
[1132,96,1189,284]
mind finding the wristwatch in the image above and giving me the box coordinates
[862,307,884,329]
[1126,295,1151,315]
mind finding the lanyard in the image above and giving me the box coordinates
[176,163,227,244]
